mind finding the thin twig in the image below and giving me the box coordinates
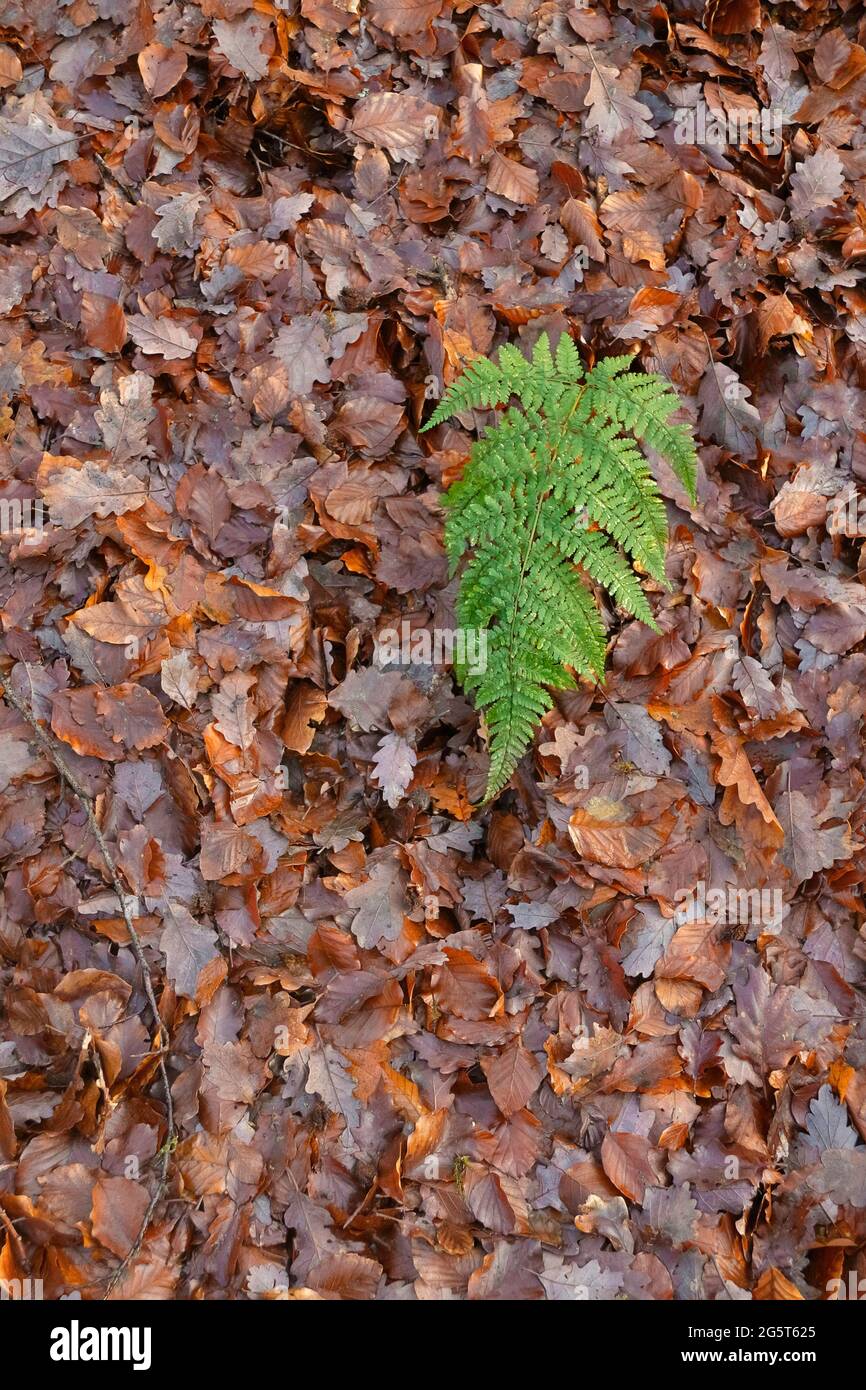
[0,671,175,1296]
[93,153,139,204]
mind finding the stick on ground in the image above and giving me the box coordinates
[0,671,175,1297]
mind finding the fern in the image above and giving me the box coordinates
[421,333,697,802]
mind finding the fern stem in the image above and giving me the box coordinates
[488,386,587,800]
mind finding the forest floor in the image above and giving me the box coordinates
[1,0,866,1302]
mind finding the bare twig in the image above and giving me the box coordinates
[93,152,139,204]
[0,671,175,1296]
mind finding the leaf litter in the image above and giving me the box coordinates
[0,0,865,1304]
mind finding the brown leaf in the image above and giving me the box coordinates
[281,681,328,753]
[127,312,197,359]
[91,1177,150,1259]
[789,147,845,218]
[756,293,811,354]
[711,732,782,830]
[371,731,416,807]
[211,670,257,751]
[0,103,77,205]
[449,64,494,162]
[38,453,149,527]
[600,1132,661,1204]
[0,46,22,89]
[367,0,442,36]
[432,948,501,1020]
[55,206,111,270]
[51,684,169,760]
[753,1267,804,1300]
[160,651,199,710]
[774,786,859,884]
[82,293,127,353]
[212,14,272,81]
[486,151,539,205]
[482,1043,541,1118]
[351,91,440,163]
[161,905,220,1000]
[568,801,670,868]
[138,42,188,97]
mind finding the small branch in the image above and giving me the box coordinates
[0,672,175,1296]
[93,152,139,204]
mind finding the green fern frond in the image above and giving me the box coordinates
[421,333,697,801]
